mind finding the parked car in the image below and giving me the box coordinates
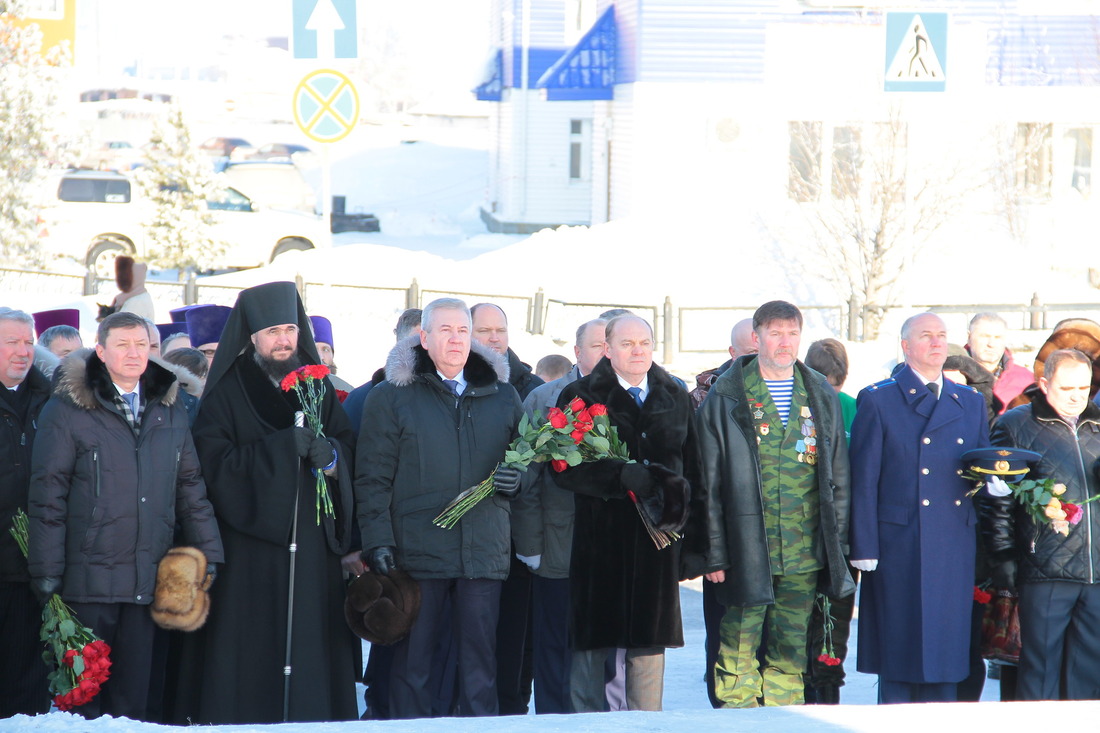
[219,160,317,214]
[37,169,329,275]
[80,141,143,171]
[198,136,254,159]
[249,142,313,161]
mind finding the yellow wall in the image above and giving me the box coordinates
[14,0,76,61]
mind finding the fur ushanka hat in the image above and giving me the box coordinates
[344,568,421,646]
[151,547,213,632]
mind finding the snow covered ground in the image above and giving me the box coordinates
[10,117,1100,732]
[5,581,1095,733]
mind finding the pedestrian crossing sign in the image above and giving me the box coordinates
[884,12,947,92]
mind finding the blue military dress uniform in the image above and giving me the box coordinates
[849,364,990,691]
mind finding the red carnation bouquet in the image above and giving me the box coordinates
[433,397,680,549]
[10,510,111,711]
[815,593,841,667]
[281,364,336,523]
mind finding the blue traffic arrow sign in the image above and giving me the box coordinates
[292,0,358,59]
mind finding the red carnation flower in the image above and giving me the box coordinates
[1065,502,1084,525]
[551,459,568,473]
[548,408,569,429]
[973,586,993,604]
[588,403,607,417]
[568,397,586,413]
[280,371,300,391]
[336,389,349,403]
[305,364,330,380]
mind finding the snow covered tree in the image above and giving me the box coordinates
[135,105,225,274]
[787,112,968,341]
[0,0,72,267]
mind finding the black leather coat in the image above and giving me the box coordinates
[980,396,1100,584]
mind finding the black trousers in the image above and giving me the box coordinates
[362,642,396,719]
[0,582,51,717]
[67,601,157,720]
[1018,580,1100,700]
[531,575,572,713]
[496,555,534,715]
[390,578,501,719]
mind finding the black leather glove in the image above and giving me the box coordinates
[294,427,335,470]
[205,563,217,591]
[363,546,396,576]
[493,465,522,498]
[31,576,61,605]
[990,558,1017,592]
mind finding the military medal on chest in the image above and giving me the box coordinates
[795,405,817,464]
[752,401,765,421]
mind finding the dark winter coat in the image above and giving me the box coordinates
[689,359,732,411]
[355,337,523,581]
[849,365,989,683]
[695,356,854,607]
[343,366,386,438]
[0,366,51,582]
[172,348,358,725]
[552,357,706,651]
[506,348,544,401]
[27,351,223,604]
[979,396,1100,584]
[513,366,581,579]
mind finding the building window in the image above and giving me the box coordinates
[1067,128,1092,195]
[569,119,589,181]
[1016,123,1052,198]
[26,0,64,19]
[789,121,822,202]
[831,126,862,199]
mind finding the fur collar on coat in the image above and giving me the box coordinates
[384,335,510,388]
[55,348,185,409]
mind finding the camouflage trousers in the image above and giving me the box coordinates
[714,571,817,708]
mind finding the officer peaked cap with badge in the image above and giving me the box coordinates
[960,447,1042,483]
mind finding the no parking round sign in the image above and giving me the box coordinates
[293,69,359,144]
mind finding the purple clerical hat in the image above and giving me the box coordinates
[169,304,203,324]
[32,308,80,338]
[310,315,334,349]
[185,305,232,347]
[156,322,188,342]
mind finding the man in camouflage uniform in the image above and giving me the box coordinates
[696,301,853,707]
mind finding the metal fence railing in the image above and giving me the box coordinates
[4,265,1100,360]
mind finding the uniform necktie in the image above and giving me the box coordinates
[627,386,644,408]
[443,379,460,397]
[926,382,939,399]
[122,391,138,418]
